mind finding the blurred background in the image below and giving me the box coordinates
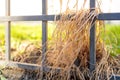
[0,0,120,16]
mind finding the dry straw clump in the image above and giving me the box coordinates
[42,0,120,80]
[46,9,103,68]
[45,10,106,79]
[43,0,109,80]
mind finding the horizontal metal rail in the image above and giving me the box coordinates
[0,13,120,22]
[0,61,119,79]
[110,75,120,80]
[0,15,60,21]
[0,61,61,72]
[97,13,120,20]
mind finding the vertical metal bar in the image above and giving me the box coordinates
[5,0,11,61]
[90,0,96,72]
[41,0,47,79]
[90,0,95,9]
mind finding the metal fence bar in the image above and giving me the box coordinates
[98,13,120,20]
[0,15,60,22]
[110,75,120,80]
[0,61,61,72]
[41,0,47,79]
[1,13,120,22]
[90,0,96,72]
[0,60,120,80]
[5,0,11,61]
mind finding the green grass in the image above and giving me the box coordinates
[1,23,120,56]
[0,24,5,52]
[0,23,56,45]
[0,23,56,53]
[11,23,56,41]
[0,24,5,42]
[101,24,120,56]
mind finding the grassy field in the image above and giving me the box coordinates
[101,24,120,56]
[0,23,120,56]
[0,22,56,45]
[0,22,56,54]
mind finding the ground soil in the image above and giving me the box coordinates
[0,42,120,80]
[0,42,42,80]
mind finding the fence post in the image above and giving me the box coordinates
[90,0,96,72]
[5,0,11,61]
[41,0,47,79]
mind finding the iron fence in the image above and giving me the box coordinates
[0,0,120,80]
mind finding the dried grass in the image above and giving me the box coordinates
[37,0,120,80]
